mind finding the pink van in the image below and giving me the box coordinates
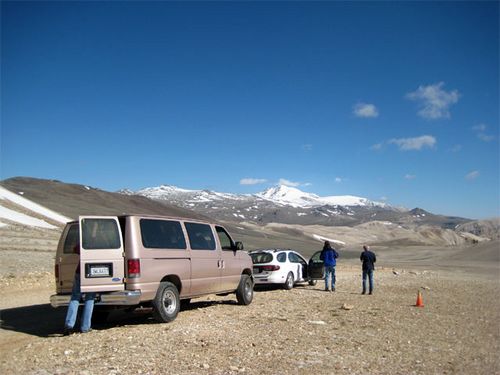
[50,215,254,322]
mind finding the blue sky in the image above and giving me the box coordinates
[1,1,498,219]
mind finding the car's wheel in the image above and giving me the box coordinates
[284,272,294,290]
[236,274,254,305]
[152,281,180,323]
[308,279,317,286]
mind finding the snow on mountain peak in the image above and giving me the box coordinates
[256,185,385,208]
[256,185,320,208]
[125,183,386,209]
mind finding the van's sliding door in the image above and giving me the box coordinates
[79,216,125,293]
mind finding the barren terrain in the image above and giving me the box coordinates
[1,239,499,375]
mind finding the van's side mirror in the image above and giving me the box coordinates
[235,241,244,251]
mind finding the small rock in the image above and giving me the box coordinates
[202,363,210,369]
[341,304,354,310]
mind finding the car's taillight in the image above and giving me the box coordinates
[127,259,140,278]
[261,265,280,271]
[55,264,59,279]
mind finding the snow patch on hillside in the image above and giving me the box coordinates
[0,186,70,228]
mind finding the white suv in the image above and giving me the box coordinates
[249,249,318,290]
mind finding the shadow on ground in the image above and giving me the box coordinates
[0,299,240,338]
[1,304,67,337]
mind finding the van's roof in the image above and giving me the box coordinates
[67,214,216,225]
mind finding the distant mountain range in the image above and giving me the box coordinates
[1,177,498,255]
[119,184,468,229]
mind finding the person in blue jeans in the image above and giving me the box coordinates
[64,264,96,334]
[360,245,377,295]
[320,241,339,292]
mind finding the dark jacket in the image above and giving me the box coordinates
[321,247,339,267]
[360,250,376,271]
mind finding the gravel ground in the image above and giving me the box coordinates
[1,262,499,375]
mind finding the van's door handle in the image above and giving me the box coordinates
[221,260,225,269]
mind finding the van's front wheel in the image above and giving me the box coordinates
[152,282,180,323]
[236,274,254,305]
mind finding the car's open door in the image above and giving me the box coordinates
[308,251,325,279]
[79,216,125,293]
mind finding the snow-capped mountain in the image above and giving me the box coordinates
[119,184,401,226]
[256,185,387,208]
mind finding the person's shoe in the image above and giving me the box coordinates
[362,291,366,295]
[332,287,335,292]
[63,327,74,336]
[369,291,373,295]
[80,328,92,334]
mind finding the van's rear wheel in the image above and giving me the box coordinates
[236,274,254,305]
[152,282,180,323]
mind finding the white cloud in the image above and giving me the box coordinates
[353,102,379,118]
[449,144,462,153]
[405,174,416,180]
[472,124,496,142]
[335,177,343,183]
[406,82,460,119]
[240,178,267,185]
[472,124,487,132]
[465,170,480,180]
[302,144,313,151]
[279,178,301,187]
[389,135,437,151]
[370,143,383,151]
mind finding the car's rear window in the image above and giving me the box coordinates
[140,219,186,249]
[250,252,273,264]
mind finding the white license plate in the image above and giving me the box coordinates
[90,266,110,277]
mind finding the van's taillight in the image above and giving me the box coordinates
[127,259,141,278]
[261,265,280,271]
[55,264,59,279]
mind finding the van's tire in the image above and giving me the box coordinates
[308,279,317,286]
[236,274,254,305]
[152,282,180,323]
[284,272,294,290]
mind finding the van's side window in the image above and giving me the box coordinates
[215,226,234,250]
[140,219,186,249]
[185,222,216,250]
[81,218,121,250]
[63,224,79,254]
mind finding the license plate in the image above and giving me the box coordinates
[253,267,260,274]
[85,263,112,278]
[90,266,110,277]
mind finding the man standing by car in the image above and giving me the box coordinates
[320,241,339,292]
[360,245,376,295]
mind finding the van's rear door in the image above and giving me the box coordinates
[79,216,125,293]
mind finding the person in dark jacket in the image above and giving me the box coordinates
[320,241,339,292]
[360,245,376,295]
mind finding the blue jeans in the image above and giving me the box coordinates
[362,269,374,293]
[324,265,336,290]
[65,273,95,332]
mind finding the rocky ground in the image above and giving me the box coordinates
[1,253,499,375]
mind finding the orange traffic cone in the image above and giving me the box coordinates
[415,290,424,307]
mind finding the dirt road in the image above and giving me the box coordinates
[1,262,499,375]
